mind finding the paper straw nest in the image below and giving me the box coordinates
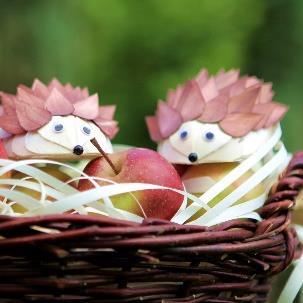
[0,125,289,226]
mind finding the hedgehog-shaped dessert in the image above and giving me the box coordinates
[146,69,288,165]
[146,69,289,225]
[0,79,118,160]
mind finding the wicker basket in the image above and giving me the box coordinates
[0,153,303,303]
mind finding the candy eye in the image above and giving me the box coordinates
[82,126,92,135]
[52,123,64,133]
[180,130,188,140]
[204,131,215,141]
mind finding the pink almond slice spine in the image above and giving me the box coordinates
[15,100,52,132]
[0,115,25,135]
[219,113,263,137]
[145,116,163,142]
[228,86,261,114]
[198,95,228,123]
[98,105,117,121]
[73,94,99,120]
[45,88,74,116]
[177,80,205,121]
[157,101,183,138]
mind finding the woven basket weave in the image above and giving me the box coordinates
[0,153,303,303]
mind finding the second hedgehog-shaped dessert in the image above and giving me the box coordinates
[146,69,289,225]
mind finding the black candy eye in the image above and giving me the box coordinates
[82,126,91,135]
[180,130,188,140]
[204,131,215,141]
[53,123,64,133]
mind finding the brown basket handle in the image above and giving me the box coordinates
[262,152,303,220]
[256,152,303,269]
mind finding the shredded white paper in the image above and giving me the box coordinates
[0,126,288,226]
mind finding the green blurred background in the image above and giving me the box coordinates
[0,0,302,151]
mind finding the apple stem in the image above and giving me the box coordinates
[90,138,119,175]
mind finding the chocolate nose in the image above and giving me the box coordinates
[188,152,198,163]
[73,145,84,155]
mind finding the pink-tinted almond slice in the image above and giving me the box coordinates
[157,101,183,138]
[220,113,263,137]
[145,116,163,142]
[73,94,99,120]
[45,88,74,115]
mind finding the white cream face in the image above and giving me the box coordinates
[6,115,114,159]
[36,115,113,155]
[157,120,276,164]
[158,121,232,164]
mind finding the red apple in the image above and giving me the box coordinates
[78,148,184,220]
